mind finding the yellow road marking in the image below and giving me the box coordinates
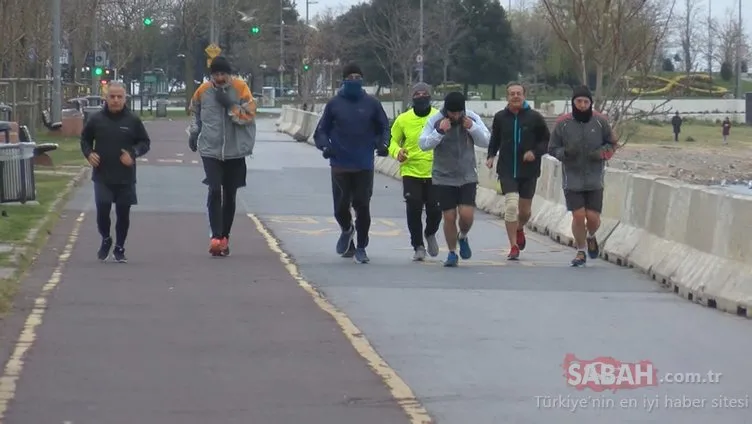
[371,229,401,236]
[285,228,334,235]
[378,219,398,227]
[267,215,319,224]
[0,212,85,422]
[248,213,433,424]
[156,158,183,163]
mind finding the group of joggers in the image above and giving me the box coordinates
[81,56,615,268]
[314,63,616,267]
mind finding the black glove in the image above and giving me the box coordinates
[563,145,578,160]
[376,146,388,157]
[322,146,335,159]
[215,88,234,109]
[188,132,198,152]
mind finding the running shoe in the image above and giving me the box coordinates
[413,246,427,261]
[336,226,354,255]
[354,248,370,264]
[425,233,439,257]
[458,234,472,259]
[516,228,527,251]
[113,246,127,263]
[587,235,599,259]
[209,237,223,256]
[571,250,587,267]
[444,251,459,267]
[220,237,230,257]
[507,245,520,260]
[97,236,112,261]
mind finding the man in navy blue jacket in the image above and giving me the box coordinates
[313,63,390,264]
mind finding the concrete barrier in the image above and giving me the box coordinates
[278,107,752,318]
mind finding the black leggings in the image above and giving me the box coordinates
[402,176,442,249]
[207,186,239,239]
[96,202,131,247]
[331,169,374,249]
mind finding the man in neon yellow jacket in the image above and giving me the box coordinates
[388,82,442,261]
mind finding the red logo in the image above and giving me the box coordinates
[563,354,658,392]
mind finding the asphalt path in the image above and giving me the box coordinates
[0,117,749,424]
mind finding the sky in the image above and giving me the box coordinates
[296,0,752,30]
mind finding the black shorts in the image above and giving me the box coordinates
[201,156,247,190]
[433,183,477,211]
[402,176,436,205]
[94,182,137,206]
[564,189,604,213]
[499,177,537,199]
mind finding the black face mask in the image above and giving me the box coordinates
[412,97,431,117]
[571,100,593,123]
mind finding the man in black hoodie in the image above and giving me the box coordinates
[486,82,550,260]
[80,81,151,263]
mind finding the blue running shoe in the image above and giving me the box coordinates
[354,248,369,264]
[336,226,354,255]
[571,251,587,267]
[444,251,459,267]
[587,236,599,259]
[458,234,472,259]
[97,236,112,261]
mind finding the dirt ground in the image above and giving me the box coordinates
[608,122,752,186]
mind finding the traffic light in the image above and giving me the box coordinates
[250,26,260,35]
[94,67,103,76]
[303,64,310,72]
[143,17,153,26]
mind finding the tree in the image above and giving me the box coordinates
[540,0,676,115]
[677,0,702,74]
[509,6,553,84]
[424,0,470,83]
[710,8,750,75]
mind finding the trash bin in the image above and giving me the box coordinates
[0,142,36,204]
[155,99,168,118]
[82,106,102,125]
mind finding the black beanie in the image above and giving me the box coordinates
[572,85,592,102]
[342,63,362,78]
[210,56,232,74]
[444,91,466,112]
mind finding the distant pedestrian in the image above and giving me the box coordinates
[188,56,257,257]
[313,63,390,264]
[722,117,731,144]
[671,112,682,142]
[80,81,151,263]
[419,92,491,267]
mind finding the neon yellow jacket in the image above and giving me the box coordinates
[388,107,439,178]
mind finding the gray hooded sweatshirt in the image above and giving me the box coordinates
[418,109,491,186]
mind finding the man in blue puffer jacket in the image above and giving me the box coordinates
[313,63,390,264]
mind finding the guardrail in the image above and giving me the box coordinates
[276,107,752,318]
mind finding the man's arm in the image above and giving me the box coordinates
[188,83,207,137]
[466,110,490,148]
[418,112,445,151]
[228,79,257,125]
[533,112,551,157]
[313,100,334,151]
[486,112,501,160]
[588,116,615,160]
[80,114,96,158]
[388,115,405,159]
[129,117,151,158]
[373,100,390,152]
[548,121,566,161]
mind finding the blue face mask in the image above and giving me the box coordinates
[342,79,363,98]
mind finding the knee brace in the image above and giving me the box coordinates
[504,192,520,222]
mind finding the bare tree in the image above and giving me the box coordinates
[710,8,750,70]
[509,6,553,85]
[361,1,422,107]
[677,0,703,74]
[425,0,469,83]
[540,0,677,145]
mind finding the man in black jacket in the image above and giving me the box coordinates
[486,82,550,260]
[80,81,151,263]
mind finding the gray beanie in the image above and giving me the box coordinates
[412,82,432,96]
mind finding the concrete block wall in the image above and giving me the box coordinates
[276,108,752,318]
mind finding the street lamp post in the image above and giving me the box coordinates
[51,0,62,124]
[418,0,424,82]
[279,4,293,97]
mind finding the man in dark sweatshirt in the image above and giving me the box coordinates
[80,81,151,263]
[548,85,615,267]
[486,81,550,260]
[313,63,390,264]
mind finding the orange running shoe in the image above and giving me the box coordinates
[219,237,230,256]
[209,237,223,256]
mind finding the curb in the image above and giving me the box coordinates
[12,166,90,265]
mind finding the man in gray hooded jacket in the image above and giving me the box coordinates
[548,85,615,267]
[419,92,490,267]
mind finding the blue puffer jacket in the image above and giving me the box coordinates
[313,88,390,170]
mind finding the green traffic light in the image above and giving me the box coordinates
[94,67,103,76]
[143,17,152,26]
[303,65,310,71]
[250,26,260,34]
